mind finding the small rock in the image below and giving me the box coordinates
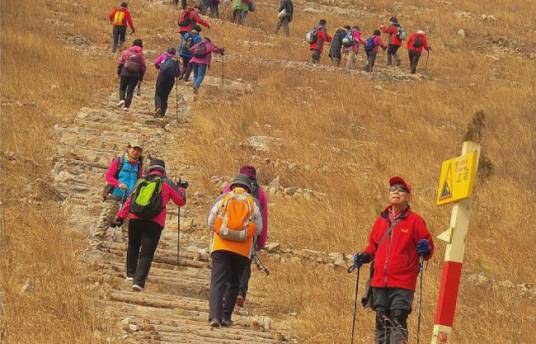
[284,187,299,196]
[264,242,280,253]
[457,29,466,38]
[268,176,280,189]
[21,279,33,293]
[467,273,488,286]
[498,280,515,288]
[262,317,272,331]
[129,324,140,332]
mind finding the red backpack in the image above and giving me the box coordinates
[178,9,194,27]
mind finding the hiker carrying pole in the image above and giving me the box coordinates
[416,258,425,344]
[347,264,361,344]
[352,176,434,344]
[407,30,432,74]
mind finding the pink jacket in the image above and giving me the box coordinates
[343,30,364,53]
[117,170,187,228]
[153,52,174,69]
[223,183,268,250]
[189,40,224,67]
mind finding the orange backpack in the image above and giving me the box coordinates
[113,9,126,26]
[214,188,256,242]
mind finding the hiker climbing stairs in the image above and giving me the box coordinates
[52,82,295,343]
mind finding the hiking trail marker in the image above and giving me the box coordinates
[431,141,480,344]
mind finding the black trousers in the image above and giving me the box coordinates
[209,0,219,18]
[126,219,163,288]
[209,250,249,322]
[386,44,401,65]
[365,51,378,72]
[311,49,321,63]
[373,287,414,344]
[119,75,139,108]
[409,50,422,74]
[181,57,193,81]
[112,26,126,53]
[238,260,251,297]
[155,73,175,116]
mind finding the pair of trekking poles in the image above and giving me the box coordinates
[347,258,425,344]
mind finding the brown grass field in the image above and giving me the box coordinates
[2,0,535,342]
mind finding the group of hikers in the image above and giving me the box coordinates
[92,139,433,342]
[308,16,431,73]
[101,2,436,342]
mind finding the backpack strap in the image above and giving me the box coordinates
[114,155,124,178]
[375,218,401,250]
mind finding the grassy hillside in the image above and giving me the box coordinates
[2,0,535,342]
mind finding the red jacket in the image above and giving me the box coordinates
[407,33,430,54]
[109,7,134,28]
[178,9,210,34]
[381,24,402,46]
[310,27,332,53]
[363,207,434,291]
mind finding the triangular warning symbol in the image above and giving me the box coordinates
[439,165,453,200]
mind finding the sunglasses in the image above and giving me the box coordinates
[389,185,409,193]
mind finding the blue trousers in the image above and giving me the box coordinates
[192,63,208,89]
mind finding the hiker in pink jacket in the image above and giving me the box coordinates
[188,37,224,94]
[117,39,146,111]
[221,165,269,308]
[113,158,187,291]
[342,25,365,69]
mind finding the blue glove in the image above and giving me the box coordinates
[417,239,431,257]
[353,252,371,268]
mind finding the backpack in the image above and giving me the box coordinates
[342,31,354,47]
[101,156,143,201]
[191,42,207,58]
[178,9,194,27]
[397,26,407,40]
[364,36,377,52]
[123,52,143,73]
[306,28,318,44]
[182,34,195,51]
[413,35,423,48]
[129,175,163,218]
[214,189,256,242]
[113,9,126,26]
[159,56,179,78]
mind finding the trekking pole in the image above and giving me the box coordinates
[176,178,182,266]
[347,265,361,344]
[253,253,270,275]
[221,54,224,87]
[136,81,142,97]
[424,50,430,74]
[416,257,425,344]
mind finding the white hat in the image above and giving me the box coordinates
[417,30,426,35]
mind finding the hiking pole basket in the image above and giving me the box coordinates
[416,257,425,344]
[348,265,361,344]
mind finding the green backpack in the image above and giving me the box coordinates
[130,175,163,218]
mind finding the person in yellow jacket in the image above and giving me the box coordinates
[207,174,263,327]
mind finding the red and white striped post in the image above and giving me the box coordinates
[431,141,480,344]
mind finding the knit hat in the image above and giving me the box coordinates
[239,165,257,180]
[148,158,166,174]
[230,174,252,193]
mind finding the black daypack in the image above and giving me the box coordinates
[129,175,163,218]
[191,42,207,58]
[160,57,179,78]
[413,36,423,48]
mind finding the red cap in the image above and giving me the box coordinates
[389,176,412,193]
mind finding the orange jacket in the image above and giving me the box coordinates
[208,188,263,259]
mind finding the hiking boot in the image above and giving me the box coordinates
[154,108,162,118]
[123,107,129,112]
[221,319,233,327]
[209,319,221,328]
[132,284,144,292]
[117,100,125,107]
[236,295,245,307]
[193,87,199,95]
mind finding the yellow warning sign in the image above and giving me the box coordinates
[436,151,478,205]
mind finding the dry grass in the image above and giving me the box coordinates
[2,0,536,342]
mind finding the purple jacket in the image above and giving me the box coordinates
[223,183,268,250]
[189,39,224,67]
[153,52,174,69]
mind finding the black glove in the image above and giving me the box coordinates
[110,217,124,228]
[353,252,372,268]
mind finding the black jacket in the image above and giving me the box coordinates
[278,0,293,22]
[329,28,347,58]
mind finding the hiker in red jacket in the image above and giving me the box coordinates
[407,30,431,74]
[353,176,434,344]
[178,7,210,37]
[380,16,402,66]
[309,19,332,64]
[114,159,187,292]
[363,30,386,72]
[109,2,135,53]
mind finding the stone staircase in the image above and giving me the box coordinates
[51,81,295,343]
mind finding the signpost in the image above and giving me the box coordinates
[431,141,481,344]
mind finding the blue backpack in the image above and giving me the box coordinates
[159,56,179,78]
[364,36,376,52]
